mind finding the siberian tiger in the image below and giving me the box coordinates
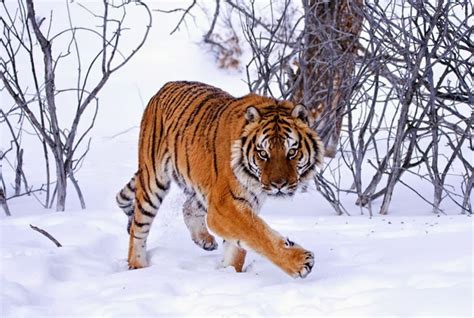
[116,81,324,278]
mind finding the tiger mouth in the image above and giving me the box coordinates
[262,185,297,197]
[271,191,295,197]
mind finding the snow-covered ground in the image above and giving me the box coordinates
[1,1,472,317]
[1,201,472,317]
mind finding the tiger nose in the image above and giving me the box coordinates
[271,179,288,189]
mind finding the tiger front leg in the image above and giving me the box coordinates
[207,197,314,278]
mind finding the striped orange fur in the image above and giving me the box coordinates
[116,81,324,278]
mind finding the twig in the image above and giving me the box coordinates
[155,0,197,35]
[29,224,62,247]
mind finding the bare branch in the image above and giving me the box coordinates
[155,0,197,35]
[29,224,62,247]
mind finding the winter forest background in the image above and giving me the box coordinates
[1,0,472,317]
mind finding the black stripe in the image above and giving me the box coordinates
[247,189,259,207]
[167,86,209,122]
[248,154,260,176]
[142,163,155,195]
[156,86,175,107]
[196,200,205,211]
[160,83,188,109]
[119,191,132,202]
[126,181,135,192]
[279,118,291,125]
[260,132,272,145]
[262,105,277,111]
[162,83,190,112]
[185,139,192,180]
[303,138,311,157]
[204,97,229,141]
[162,86,184,114]
[134,218,150,227]
[142,193,158,210]
[173,175,186,190]
[229,189,252,207]
[165,87,210,136]
[139,206,156,218]
[173,133,179,177]
[300,165,315,179]
[183,93,219,130]
[137,167,147,196]
[191,97,223,143]
[119,201,133,209]
[163,85,199,121]
[150,110,158,181]
[156,178,168,192]
[242,165,260,182]
[212,144,219,177]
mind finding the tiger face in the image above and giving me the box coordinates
[232,103,324,197]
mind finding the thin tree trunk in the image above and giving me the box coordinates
[0,188,10,216]
[462,174,473,214]
[54,156,67,212]
[26,0,67,211]
[14,149,23,196]
[293,0,363,157]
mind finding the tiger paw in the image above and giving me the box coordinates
[295,250,314,278]
[193,233,218,251]
[280,242,315,278]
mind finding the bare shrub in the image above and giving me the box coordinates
[1,0,151,212]
[209,0,473,214]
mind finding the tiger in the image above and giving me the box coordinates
[116,81,324,278]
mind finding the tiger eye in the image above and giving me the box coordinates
[288,148,297,157]
[258,150,268,159]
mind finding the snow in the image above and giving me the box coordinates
[1,1,473,317]
[1,202,472,317]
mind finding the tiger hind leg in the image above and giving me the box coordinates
[128,171,170,269]
[116,173,137,234]
[183,194,218,251]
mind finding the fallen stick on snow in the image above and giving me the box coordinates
[29,224,62,247]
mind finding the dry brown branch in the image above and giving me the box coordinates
[29,224,62,247]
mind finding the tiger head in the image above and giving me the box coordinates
[232,102,324,197]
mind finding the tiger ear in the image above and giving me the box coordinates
[245,106,261,123]
[291,103,309,124]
